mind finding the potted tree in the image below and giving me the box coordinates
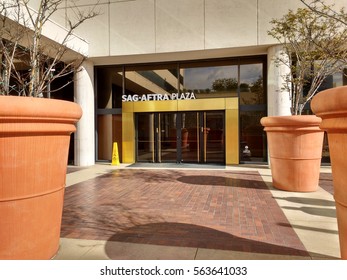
[0,0,98,259]
[261,6,347,192]
[300,0,347,260]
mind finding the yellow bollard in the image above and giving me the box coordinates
[111,142,120,166]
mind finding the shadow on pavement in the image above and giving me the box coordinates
[105,222,310,259]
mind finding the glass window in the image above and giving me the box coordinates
[125,64,179,97]
[240,63,265,106]
[136,113,155,162]
[320,68,347,90]
[97,67,123,109]
[240,111,267,162]
[180,63,238,99]
[96,67,123,161]
[97,114,122,161]
[239,61,267,163]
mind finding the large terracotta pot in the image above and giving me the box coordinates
[260,115,324,192]
[311,85,347,260]
[0,96,82,259]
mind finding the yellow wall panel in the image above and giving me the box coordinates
[122,102,134,113]
[124,97,237,112]
[133,100,178,112]
[178,98,225,111]
[225,109,239,164]
[225,98,238,110]
[122,112,135,163]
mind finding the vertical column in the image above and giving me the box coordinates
[225,98,239,165]
[267,45,291,116]
[149,113,154,154]
[74,60,95,166]
[96,68,113,160]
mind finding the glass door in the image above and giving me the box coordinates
[136,112,179,163]
[136,111,225,164]
[159,113,178,162]
[204,111,225,163]
[136,113,155,162]
[181,112,199,163]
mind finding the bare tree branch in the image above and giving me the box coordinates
[268,6,347,115]
[300,0,347,26]
[0,0,100,97]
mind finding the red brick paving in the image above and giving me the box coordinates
[319,173,333,195]
[66,166,86,174]
[61,169,310,256]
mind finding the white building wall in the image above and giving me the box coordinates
[64,0,344,59]
[24,0,345,59]
[66,0,309,58]
[205,0,258,49]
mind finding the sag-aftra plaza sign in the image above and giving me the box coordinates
[122,92,196,102]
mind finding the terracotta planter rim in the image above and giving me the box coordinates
[311,86,347,117]
[0,95,82,121]
[260,115,322,127]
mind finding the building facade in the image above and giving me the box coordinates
[22,0,347,165]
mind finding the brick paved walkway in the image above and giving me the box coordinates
[60,169,315,258]
[319,173,334,195]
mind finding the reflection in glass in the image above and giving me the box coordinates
[97,67,123,109]
[240,111,267,162]
[159,113,177,162]
[182,65,238,99]
[318,68,347,91]
[239,63,265,106]
[322,133,330,164]
[135,111,225,164]
[125,65,181,97]
[181,112,199,163]
[137,113,155,162]
[97,114,122,161]
[239,63,267,163]
[205,111,225,163]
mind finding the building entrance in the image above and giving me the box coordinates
[136,111,225,164]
